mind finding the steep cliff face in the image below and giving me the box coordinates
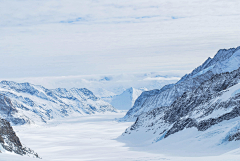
[0,118,39,158]
[122,46,240,121]
[121,67,240,152]
[0,81,117,125]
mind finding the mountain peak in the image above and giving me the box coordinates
[126,87,134,93]
[109,87,144,110]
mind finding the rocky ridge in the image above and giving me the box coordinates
[0,117,40,158]
[122,46,240,121]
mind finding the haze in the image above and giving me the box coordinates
[1,0,240,79]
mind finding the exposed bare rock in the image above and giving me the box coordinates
[0,118,40,158]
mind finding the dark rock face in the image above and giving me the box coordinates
[197,106,240,131]
[0,118,40,158]
[125,66,240,143]
[164,106,240,138]
[159,68,240,138]
[164,118,197,138]
[228,132,240,141]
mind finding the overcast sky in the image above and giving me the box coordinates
[1,0,240,79]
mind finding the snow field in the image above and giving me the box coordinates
[1,112,240,161]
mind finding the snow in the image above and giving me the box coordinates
[110,87,145,110]
[191,65,214,78]
[197,108,233,121]
[119,116,240,158]
[216,49,240,74]
[0,113,240,161]
[94,88,116,101]
[219,83,240,101]
[2,112,167,161]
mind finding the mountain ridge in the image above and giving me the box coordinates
[122,46,240,121]
[119,68,240,155]
[119,46,240,155]
[0,80,117,125]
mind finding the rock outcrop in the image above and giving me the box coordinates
[0,117,40,158]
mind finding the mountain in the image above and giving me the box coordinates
[92,88,117,103]
[121,46,240,121]
[11,72,180,99]
[109,87,147,110]
[119,66,240,155]
[0,81,117,125]
[0,117,40,158]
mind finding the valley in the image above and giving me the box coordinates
[1,112,240,161]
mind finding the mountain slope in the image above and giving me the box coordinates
[119,63,240,155]
[122,46,240,121]
[0,81,117,125]
[93,88,117,103]
[109,87,146,110]
[0,117,40,158]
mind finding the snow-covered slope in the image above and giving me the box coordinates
[122,46,240,121]
[119,67,240,155]
[0,81,117,125]
[109,88,146,110]
[93,88,117,103]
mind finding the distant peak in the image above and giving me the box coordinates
[206,57,212,61]
[126,87,134,93]
[0,80,32,87]
[214,46,240,60]
[70,88,95,97]
[0,80,14,84]
[217,46,240,53]
[55,88,68,92]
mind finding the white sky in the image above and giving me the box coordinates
[1,0,240,79]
